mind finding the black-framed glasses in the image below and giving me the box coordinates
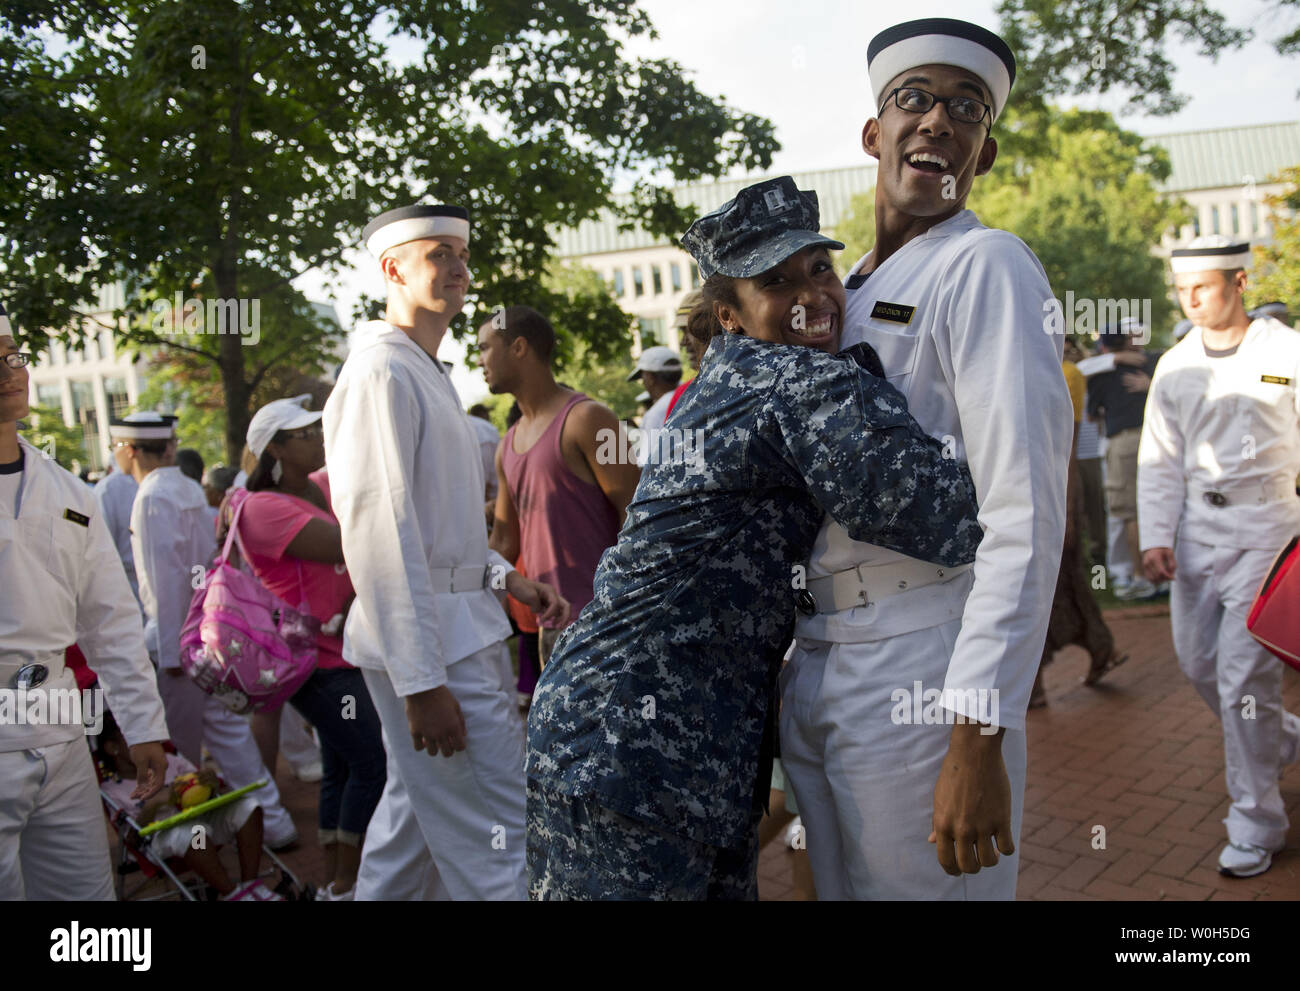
[2,352,32,369]
[884,87,991,128]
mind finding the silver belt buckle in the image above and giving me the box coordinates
[1203,491,1228,508]
[10,663,49,690]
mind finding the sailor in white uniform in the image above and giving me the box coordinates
[325,204,568,900]
[1138,236,1300,878]
[94,434,140,603]
[0,307,170,900]
[124,411,298,847]
[780,18,1072,899]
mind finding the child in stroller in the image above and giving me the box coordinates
[95,707,283,901]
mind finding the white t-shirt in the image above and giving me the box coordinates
[637,392,674,467]
[0,449,23,516]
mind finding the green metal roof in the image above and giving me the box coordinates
[553,121,1300,258]
[1144,121,1300,193]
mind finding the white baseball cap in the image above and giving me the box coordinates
[247,394,322,459]
[627,345,683,381]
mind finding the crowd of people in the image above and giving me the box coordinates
[3,15,1300,901]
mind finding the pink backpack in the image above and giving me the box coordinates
[179,491,319,713]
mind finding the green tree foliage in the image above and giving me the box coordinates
[19,406,88,473]
[836,108,1187,339]
[997,0,1288,118]
[0,0,777,462]
[1249,166,1300,316]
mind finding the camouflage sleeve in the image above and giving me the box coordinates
[764,352,983,567]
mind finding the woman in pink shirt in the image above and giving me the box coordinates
[231,396,386,901]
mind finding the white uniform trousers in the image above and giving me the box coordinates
[0,740,115,900]
[780,619,1027,900]
[1171,538,1300,850]
[155,672,296,842]
[359,641,528,900]
[354,748,450,901]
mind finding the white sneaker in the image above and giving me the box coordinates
[317,881,355,901]
[1217,841,1276,878]
[1116,577,1157,601]
[292,760,324,783]
[224,880,285,901]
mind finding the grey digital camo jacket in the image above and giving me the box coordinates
[525,330,984,851]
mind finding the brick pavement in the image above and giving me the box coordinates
[756,603,1300,900]
[115,605,1300,901]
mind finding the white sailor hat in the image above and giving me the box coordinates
[1170,235,1251,275]
[247,394,321,459]
[363,204,471,258]
[108,411,178,442]
[627,345,683,382]
[868,17,1017,124]
[0,302,11,338]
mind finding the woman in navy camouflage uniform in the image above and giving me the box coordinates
[525,177,984,899]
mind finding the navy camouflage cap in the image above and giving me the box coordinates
[680,177,844,280]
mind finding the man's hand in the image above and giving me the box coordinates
[405,685,467,758]
[1143,546,1176,583]
[505,572,571,629]
[128,741,169,801]
[929,723,1014,876]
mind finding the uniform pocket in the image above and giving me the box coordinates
[858,327,920,386]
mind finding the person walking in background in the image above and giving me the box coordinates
[1030,354,1125,707]
[468,402,502,526]
[231,394,387,900]
[125,410,299,850]
[1139,236,1300,878]
[95,417,146,603]
[627,345,682,467]
[479,305,639,666]
[1085,320,1162,600]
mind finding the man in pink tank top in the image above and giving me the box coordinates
[478,306,641,666]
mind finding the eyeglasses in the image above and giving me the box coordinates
[883,87,991,128]
[282,423,323,441]
[2,352,32,369]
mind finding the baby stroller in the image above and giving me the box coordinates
[72,646,313,902]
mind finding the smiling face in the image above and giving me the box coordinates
[0,336,30,424]
[864,63,998,223]
[382,236,471,318]
[1174,269,1248,331]
[714,246,844,353]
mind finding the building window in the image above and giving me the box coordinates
[670,263,682,292]
[69,380,102,471]
[651,265,663,295]
[1249,202,1258,234]
[690,262,701,289]
[612,270,625,297]
[638,317,664,347]
[1210,206,1220,235]
[633,267,645,298]
[1231,204,1240,235]
[1191,215,1200,237]
[104,377,130,418]
[35,385,63,413]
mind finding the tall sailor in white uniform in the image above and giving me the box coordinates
[1138,236,1300,878]
[781,18,1071,899]
[0,306,170,900]
[325,204,569,900]
[124,410,298,847]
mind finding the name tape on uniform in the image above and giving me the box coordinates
[63,509,90,527]
[1261,375,1293,386]
[870,300,916,324]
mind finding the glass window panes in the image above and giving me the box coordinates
[670,263,682,292]
[690,262,700,289]
[1231,204,1239,235]
[638,317,664,347]
[1210,206,1220,235]
[104,377,130,418]
[651,266,663,295]
[612,270,625,297]
[633,268,645,297]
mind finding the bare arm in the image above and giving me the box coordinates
[282,518,345,564]
[567,400,640,526]
[489,440,521,565]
